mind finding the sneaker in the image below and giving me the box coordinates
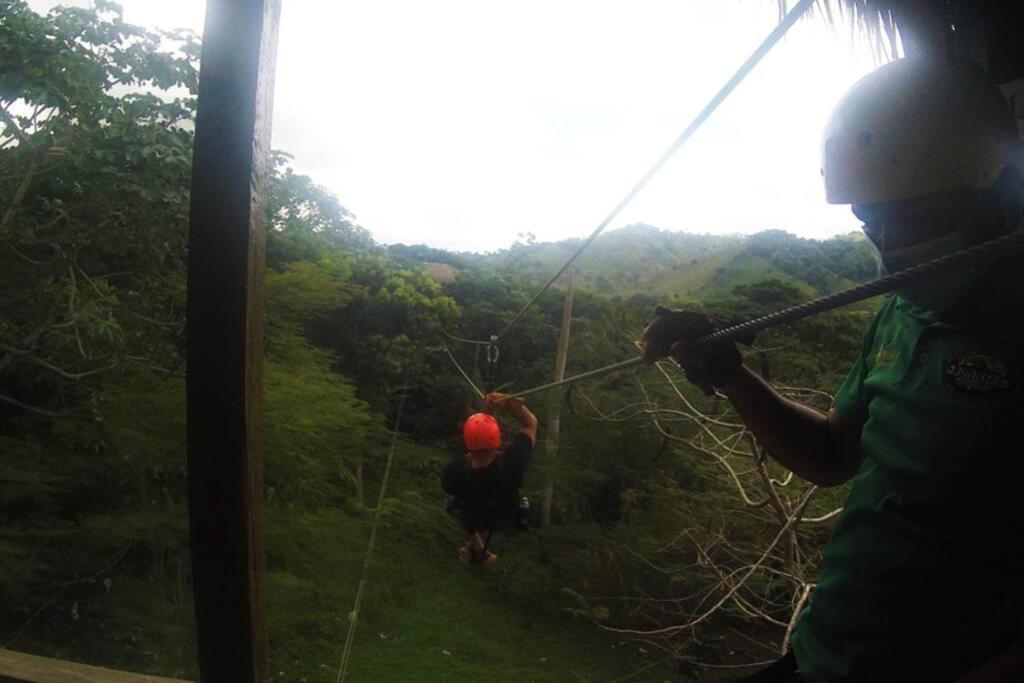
[458,545,498,567]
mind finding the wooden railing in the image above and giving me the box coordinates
[0,649,190,683]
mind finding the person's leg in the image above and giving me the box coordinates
[466,531,486,551]
[447,507,496,565]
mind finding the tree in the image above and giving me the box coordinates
[0,3,202,672]
[1,0,198,417]
[565,353,848,674]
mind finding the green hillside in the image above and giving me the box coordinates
[441,224,877,303]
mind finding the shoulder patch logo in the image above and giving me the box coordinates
[944,351,1013,398]
[873,342,899,368]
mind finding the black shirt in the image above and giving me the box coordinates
[441,432,533,530]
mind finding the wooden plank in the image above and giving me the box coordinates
[185,1,281,681]
[0,649,190,683]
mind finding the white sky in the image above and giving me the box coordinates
[30,1,885,252]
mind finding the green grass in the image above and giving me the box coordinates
[264,444,657,683]
[342,552,641,682]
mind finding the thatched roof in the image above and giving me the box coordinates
[779,1,1024,83]
[785,0,902,58]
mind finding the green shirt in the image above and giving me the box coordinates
[792,295,1024,682]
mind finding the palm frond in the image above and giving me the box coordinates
[776,0,906,61]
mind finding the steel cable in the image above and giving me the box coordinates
[700,230,1024,344]
[504,231,1024,399]
[490,0,817,343]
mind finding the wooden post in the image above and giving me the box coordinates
[186,1,280,681]
[541,266,575,527]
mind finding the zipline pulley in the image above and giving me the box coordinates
[484,335,500,393]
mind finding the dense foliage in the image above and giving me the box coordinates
[1,3,876,680]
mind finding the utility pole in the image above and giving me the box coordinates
[542,266,575,527]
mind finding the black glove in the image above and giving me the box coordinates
[640,306,754,395]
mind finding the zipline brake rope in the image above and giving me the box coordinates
[504,231,1024,400]
[486,0,817,343]
[335,389,408,683]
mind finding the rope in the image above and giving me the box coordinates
[508,357,644,400]
[335,390,408,683]
[443,330,492,346]
[491,0,817,342]
[504,231,1024,399]
[441,342,485,399]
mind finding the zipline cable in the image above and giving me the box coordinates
[443,330,492,346]
[441,342,485,399]
[490,0,817,343]
[504,230,1024,400]
[335,388,409,683]
[698,230,1024,344]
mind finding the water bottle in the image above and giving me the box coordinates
[517,496,530,530]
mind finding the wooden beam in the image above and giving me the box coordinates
[0,649,189,683]
[185,1,281,681]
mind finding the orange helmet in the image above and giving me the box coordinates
[463,413,500,451]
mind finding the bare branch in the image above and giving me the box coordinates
[803,507,843,523]
[597,486,817,637]
[0,392,65,417]
[66,266,88,359]
[783,583,814,654]
[0,157,37,233]
[0,106,31,145]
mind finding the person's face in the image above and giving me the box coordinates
[851,187,977,250]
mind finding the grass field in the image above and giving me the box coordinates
[264,443,665,683]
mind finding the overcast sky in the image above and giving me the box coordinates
[30,1,886,252]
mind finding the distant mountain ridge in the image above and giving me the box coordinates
[393,224,877,301]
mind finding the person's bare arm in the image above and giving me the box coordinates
[485,392,538,446]
[720,366,862,486]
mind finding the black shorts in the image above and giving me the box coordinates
[446,496,516,533]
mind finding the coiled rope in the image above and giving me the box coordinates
[503,231,1024,400]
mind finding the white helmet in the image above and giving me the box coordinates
[822,58,1021,205]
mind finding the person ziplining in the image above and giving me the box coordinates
[441,392,538,567]
[641,57,1024,682]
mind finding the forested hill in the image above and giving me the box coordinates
[391,224,878,302]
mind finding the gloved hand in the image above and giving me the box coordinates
[484,391,525,415]
[640,306,754,395]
